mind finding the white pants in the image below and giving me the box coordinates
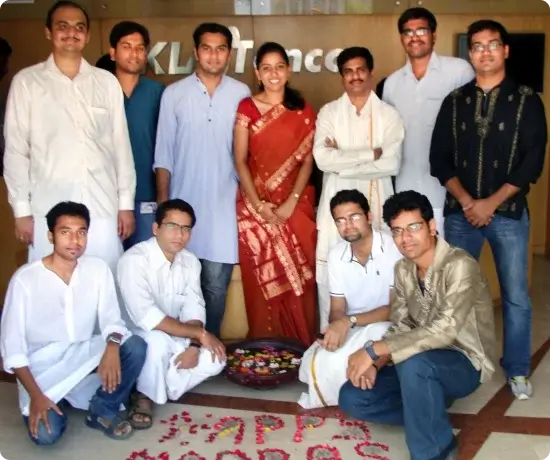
[29,215,123,274]
[316,261,331,333]
[136,330,225,405]
[298,321,392,409]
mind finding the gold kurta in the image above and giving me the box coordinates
[384,238,498,383]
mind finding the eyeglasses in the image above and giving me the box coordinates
[390,222,423,237]
[402,27,431,38]
[334,213,364,227]
[471,40,502,53]
[161,221,192,233]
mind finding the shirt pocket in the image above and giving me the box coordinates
[422,97,444,128]
[87,106,110,134]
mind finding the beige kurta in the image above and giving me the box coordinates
[313,91,405,326]
[384,238,498,383]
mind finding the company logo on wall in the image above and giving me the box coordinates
[148,26,343,75]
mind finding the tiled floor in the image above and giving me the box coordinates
[1,255,550,459]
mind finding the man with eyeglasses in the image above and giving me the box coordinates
[430,20,547,401]
[339,190,497,460]
[298,189,402,409]
[116,199,226,429]
[382,7,474,237]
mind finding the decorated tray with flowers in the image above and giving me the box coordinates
[225,338,306,388]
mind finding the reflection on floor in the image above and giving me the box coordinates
[1,256,550,459]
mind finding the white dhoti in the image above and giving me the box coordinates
[136,330,225,404]
[18,337,107,416]
[29,215,123,273]
[298,321,392,409]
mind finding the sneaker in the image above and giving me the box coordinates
[509,376,533,400]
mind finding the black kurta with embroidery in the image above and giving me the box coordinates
[429,77,548,219]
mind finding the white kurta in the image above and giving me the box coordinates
[3,54,136,270]
[117,238,225,404]
[313,92,405,323]
[0,257,130,416]
[298,232,402,409]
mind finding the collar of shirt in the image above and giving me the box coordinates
[465,75,516,96]
[340,230,386,264]
[44,53,93,80]
[404,51,441,77]
[343,90,373,116]
[192,71,229,93]
[146,237,174,269]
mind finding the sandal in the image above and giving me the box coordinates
[128,393,153,430]
[85,413,134,440]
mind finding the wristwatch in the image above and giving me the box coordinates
[364,340,379,361]
[189,342,201,349]
[107,333,122,345]
[348,315,358,329]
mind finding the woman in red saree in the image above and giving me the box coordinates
[233,42,317,348]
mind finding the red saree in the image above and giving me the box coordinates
[235,97,317,347]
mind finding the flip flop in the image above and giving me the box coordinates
[128,393,153,430]
[85,413,134,440]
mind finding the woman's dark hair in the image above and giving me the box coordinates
[255,42,305,111]
[46,201,90,232]
[382,190,434,227]
[330,189,371,217]
[46,1,89,31]
[193,23,233,49]
[336,47,374,74]
[397,7,437,34]
[155,199,197,228]
[467,19,509,48]
[109,21,150,48]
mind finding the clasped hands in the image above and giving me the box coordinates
[461,197,497,228]
[258,198,296,224]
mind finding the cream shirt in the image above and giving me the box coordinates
[3,54,136,218]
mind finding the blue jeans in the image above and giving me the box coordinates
[445,210,531,378]
[123,202,155,250]
[23,335,147,445]
[200,259,233,338]
[339,350,480,460]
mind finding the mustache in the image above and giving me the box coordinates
[350,79,364,84]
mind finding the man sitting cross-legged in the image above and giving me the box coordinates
[0,201,147,445]
[117,199,226,429]
[298,189,402,409]
[338,190,498,460]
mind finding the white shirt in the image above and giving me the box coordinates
[117,237,206,332]
[313,92,404,262]
[0,256,129,373]
[383,52,474,209]
[3,54,136,219]
[328,231,403,316]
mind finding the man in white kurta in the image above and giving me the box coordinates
[0,201,147,445]
[314,47,405,330]
[299,190,402,409]
[117,199,226,418]
[2,2,136,272]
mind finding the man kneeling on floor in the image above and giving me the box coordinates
[0,201,147,445]
[117,199,226,428]
[339,191,498,460]
[298,189,402,409]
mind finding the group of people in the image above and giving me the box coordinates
[0,1,547,459]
